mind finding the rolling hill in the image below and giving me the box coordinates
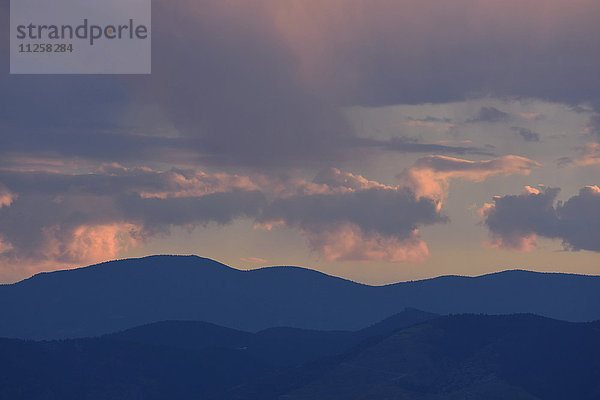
[284,314,600,400]
[1,313,599,399]
[103,308,438,367]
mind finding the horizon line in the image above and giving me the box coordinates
[5,253,599,287]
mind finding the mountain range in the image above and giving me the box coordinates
[1,312,599,399]
[283,314,600,400]
[1,255,600,339]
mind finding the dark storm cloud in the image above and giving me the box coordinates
[0,1,356,169]
[556,186,600,251]
[3,0,600,170]
[126,1,354,168]
[467,107,511,123]
[482,186,600,252]
[0,5,192,165]
[0,70,156,163]
[117,191,266,228]
[259,187,445,240]
[256,177,447,262]
[313,0,600,110]
[510,127,540,143]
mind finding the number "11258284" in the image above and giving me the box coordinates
[18,43,74,53]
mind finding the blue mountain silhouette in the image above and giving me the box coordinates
[1,255,599,339]
[1,313,599,399]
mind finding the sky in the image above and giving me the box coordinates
[1,0,600,284]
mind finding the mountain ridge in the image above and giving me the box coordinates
[2,313,599,400]
[1,255,600,339]
[7,254,600,287]
[283,313,600,400]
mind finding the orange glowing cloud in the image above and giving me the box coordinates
[0,222,145,283]
[398,155,541,205]
[484,233,538,252]
[0,191,15,209]
[41,223,143,265]
[304,222,429,263]
[97,163,260,199]
[261,168,393,199]
[138,171,259,199]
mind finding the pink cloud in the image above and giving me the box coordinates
[584,185,600,194]
[0,188,16,209]
[263,168,392,199]
[40,222,144,265]
[96,163,260,199]
[139,171,259,199]
[522,185,541,195]
[484,233,538,252]
[398,155,541,204]
[0,223,144,283]
[304,222,429,263]
[477,202,495,218]
[312,168,392,192]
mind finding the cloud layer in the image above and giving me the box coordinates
[2,0,600,171]
[0,150,545,275]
